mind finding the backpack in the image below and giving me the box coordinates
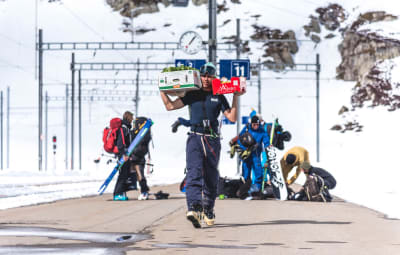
[102,118,125,154]
[239,124,256,148]
[217,177,244,198]
[265,121,291,150]
[304,174,327,202]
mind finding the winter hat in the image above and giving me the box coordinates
[251,115,260,124]
[285,154,296,164]
[300,161,311,170]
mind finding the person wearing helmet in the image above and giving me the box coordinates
[160,62,246,228]
[237,115,270,192]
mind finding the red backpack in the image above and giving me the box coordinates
[102,118,125,154]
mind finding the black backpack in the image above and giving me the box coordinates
[265,121,291,150]
[217,177,244,198]
[239,124,256,148]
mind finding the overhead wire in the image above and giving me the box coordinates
[60,2,134,62]
[0,56,66,84]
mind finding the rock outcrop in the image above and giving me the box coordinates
[250,25,298,70]
[336,11,400,113]
[303,4,347,41]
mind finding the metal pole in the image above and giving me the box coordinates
[71,53,75,170]
[6,86,9,169]
[0,91,3,170]
[258,60,261,114]
[38,29,43,171]
[236,18,241,176]
[65,84,68,170]
[208,0,217,64]
[34,0,38,80]
[130,10,135,43]
[316,54,320,162]
[45,91,48,171]
[135,58,140,116]
[78,70,82,170]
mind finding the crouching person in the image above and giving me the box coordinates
[289,161,336,202]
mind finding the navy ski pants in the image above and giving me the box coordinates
[185,133,221,210]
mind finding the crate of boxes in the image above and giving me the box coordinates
[158,67,202,97]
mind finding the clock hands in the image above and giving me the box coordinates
[188,36,196,45]
[186,36,196,49]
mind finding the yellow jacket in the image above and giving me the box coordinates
[280,146,309,185]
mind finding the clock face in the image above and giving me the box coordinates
[179,31,203,55]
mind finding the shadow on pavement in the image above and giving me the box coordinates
[213,219,352,228]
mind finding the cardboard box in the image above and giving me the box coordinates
[158,70,202,96]
[212,77,246,95]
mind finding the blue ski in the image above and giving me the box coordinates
[98,119,153,195]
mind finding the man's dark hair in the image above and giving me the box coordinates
[286,154,296,164]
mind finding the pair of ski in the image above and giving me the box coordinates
[98,118,153,195]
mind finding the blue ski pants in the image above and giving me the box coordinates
[242,152,263,190]
[185,133,220,210]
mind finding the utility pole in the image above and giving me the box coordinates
[78,70,82,170]
[316,54,320,162]
[135,58,140,116]
[236,19,241,175]
[208,0,217,64]
[6,87,9,169]
[257,59,261,114]
[70,53,75,170]
[38,29,43,171]
[45,91,48,171]
[65,84,68,170]
[0,91,3,170]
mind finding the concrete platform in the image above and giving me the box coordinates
[0,183,398,254]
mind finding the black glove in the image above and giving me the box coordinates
[171,120,181,133]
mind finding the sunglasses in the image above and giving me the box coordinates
[200,65,216,76]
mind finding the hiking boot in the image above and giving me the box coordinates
[186,210,202,228]
[113,194,128,201]
[186,204,203,228]
[138,192,149,200]
[202,208,215,226]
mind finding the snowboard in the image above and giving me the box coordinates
[265,144,287,200]
[260,116,287,200]
[98,118,153,195]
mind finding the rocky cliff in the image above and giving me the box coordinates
[105,1,400,131]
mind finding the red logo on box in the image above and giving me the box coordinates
[212,77,241,95]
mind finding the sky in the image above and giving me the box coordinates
[0,0,400,219]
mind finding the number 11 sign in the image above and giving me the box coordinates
[219,59,250,80]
